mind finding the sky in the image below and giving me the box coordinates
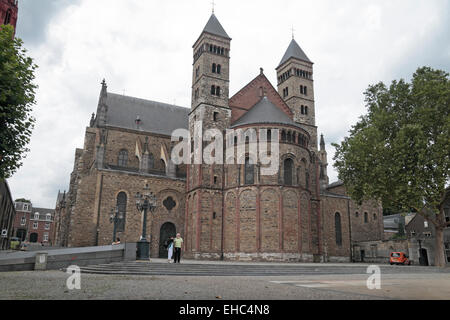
[8,0,450,208]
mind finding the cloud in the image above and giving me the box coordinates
[15,0,82,45]
[8,0,450,207]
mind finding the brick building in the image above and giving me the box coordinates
[57,13,383,262]
[0,0,18,35]
[13,201,55,245]
[0,180,16,250]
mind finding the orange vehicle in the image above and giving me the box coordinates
[390,252,411,265]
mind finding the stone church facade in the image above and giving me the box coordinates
[55,14,383,262]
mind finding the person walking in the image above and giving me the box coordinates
[173,233,184,264]
[166,237,174,263]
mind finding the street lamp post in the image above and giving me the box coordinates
[109,206,121,243]
[135,190,157,260]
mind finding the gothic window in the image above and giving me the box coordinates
[213,112,218,122]
[216,86,221,96]
[118,149,128,167]
[211,85,216,95]
[287,132,292,142]
[212,63,216,73]
[4,9,12,25]
[284,158,294,186]
[244,157,255,185]
[116,192,127,232]
[217,64,221,74]
[267,129,272,141]
[335,212,342,246]
[281,130,286,142]
[300,86,304,94]
[209,44,213,52]
[364,212,369,223]
[220,47,224,55]
[305,106,308,115]
[148,153,155,169]
[304,86,308,96]
[301,105,304,115]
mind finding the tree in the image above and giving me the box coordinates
[0,25,37,180]
[333,67,450,267]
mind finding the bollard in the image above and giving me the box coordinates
[34,252,48,271]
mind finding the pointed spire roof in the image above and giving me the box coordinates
[202,13,231,39]
[231,96,301,129]
[277,39,312,69]
[320,134,326,150]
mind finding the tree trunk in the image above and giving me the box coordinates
[434,207,447,267]
[434,227,446,267]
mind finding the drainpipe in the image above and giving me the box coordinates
[95,174,104,246]
[220,137,225,261]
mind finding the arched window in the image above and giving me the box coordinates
[301,105,305,114]
[216,86,221,96]
[212,63,216,73]
[281,130,286,142]
[364,212,369,223]
[217,64,221,74]
[304,86,308,96]
[4,9,12,25]
[161,159,166,171]
[116,192,127,232]
[211,85,215,95]
[244,157,254,185]
[305,106,308,115]
[335,212,342,246]
[148,153,155,169]
[209,44,213,52]
[118,149,128,167]
[287,132,292,142]
[267,129,272,141]
[284,158,294,186]
[305,171,310,189]
[220,47,224,55]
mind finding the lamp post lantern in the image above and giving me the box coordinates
[135,190,157,260]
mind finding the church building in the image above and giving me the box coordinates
[0,0,18,35]
[55,13,384,262]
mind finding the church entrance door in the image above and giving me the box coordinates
[159,222,176,258]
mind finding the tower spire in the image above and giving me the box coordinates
[211,0,215,14]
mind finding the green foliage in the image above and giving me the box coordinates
[14,198,31,203]
[0,25,37,179]
[333,67,450,218]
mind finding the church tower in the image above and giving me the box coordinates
[191,13,231,130]
[276,38,317,150]
[0,0,18,35]
[185,13,232,258]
